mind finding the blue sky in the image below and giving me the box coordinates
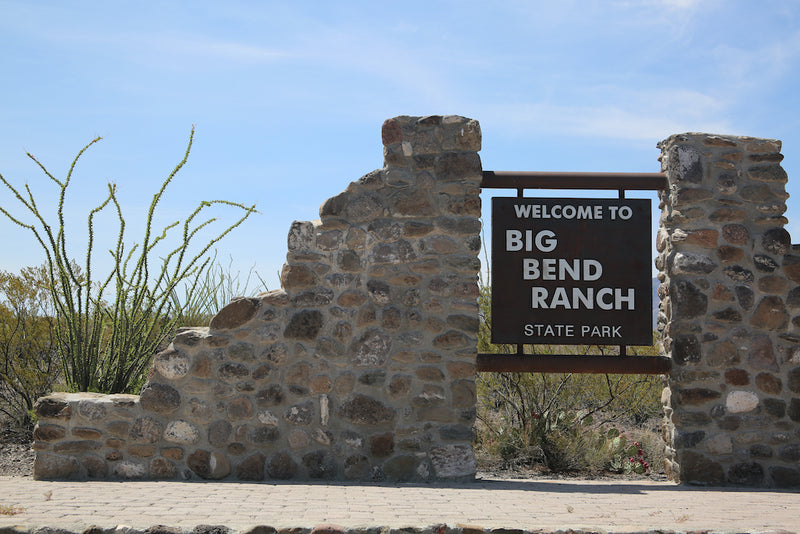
[1,0,799,292]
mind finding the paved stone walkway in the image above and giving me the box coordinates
[0,476,798,533]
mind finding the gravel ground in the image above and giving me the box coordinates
[0,425,34,478]
[0,441,34,477]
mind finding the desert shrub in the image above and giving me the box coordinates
[476,275,665,474]
[0,257,269,426]
[476,370,663,472]
[0,128,257,394]
[0,266,60,428]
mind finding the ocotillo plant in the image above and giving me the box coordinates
[0,128,257,393]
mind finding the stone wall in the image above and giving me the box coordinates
[32,115,483,482]
[657,133,800,486]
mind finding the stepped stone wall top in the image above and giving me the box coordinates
[33,115,484,482]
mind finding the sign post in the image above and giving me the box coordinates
[491,197,652,346]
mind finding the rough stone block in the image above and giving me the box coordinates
[680,450,724,485]
[34,396,73,420]
[429,444,476,480]
[33,424,67,442]
[33,452,80,479]
[750,296,789,330]
[337,395,396,425]
[139,383,181,415]
[187,449,231,480]
[283,310,324,340]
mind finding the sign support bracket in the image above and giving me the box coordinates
[617,187,626,362]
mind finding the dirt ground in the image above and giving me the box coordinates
[0,425,34,478]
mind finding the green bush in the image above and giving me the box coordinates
[0,266,60,428]
[475,273,665,475]
[0,128,257,394]
[0,258,268,429]
[476,370,663,472]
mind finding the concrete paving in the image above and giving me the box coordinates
[0,476,798,533]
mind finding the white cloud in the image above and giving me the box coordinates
[81,32,293,70]
[660,0,708,9]
[10,20,291,68]
[152,36,290,64]
[482,87,732,141]
[613,0,715,11]
[710,29,800,92]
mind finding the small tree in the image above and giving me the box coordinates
[0,128,257,393]
[0,266,59,428]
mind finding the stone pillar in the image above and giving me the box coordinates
[657,133,800,487]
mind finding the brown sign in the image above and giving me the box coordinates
[491,197,652,345]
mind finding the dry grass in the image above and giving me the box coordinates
[475,411,667,477]
[0,504,23,516]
